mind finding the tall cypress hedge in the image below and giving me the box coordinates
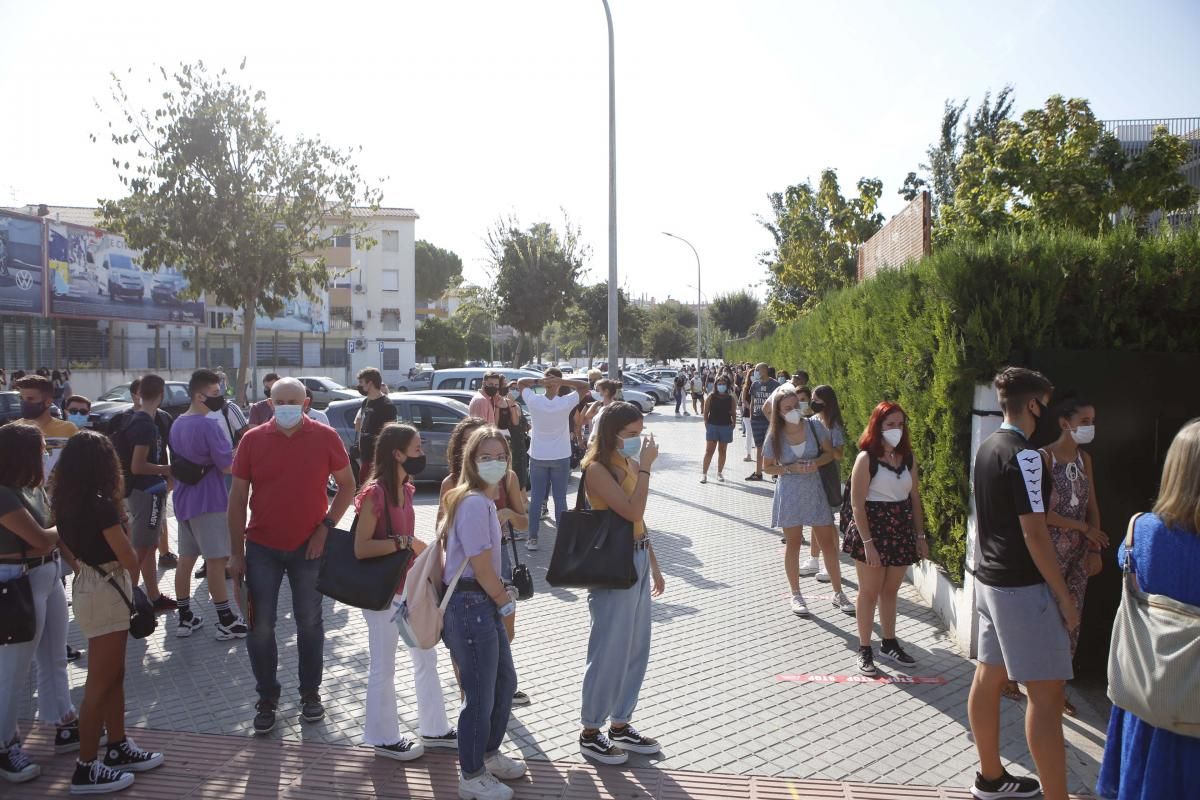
[729,224,1200,576]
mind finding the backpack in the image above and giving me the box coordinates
[394,496,473,649]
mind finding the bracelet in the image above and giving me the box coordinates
[639,469,651,476]
[861,538,874,545]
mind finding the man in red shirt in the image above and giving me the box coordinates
[226,377,356,735]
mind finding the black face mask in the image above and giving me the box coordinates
[483,385,499,397]
[263,385,274,396]
[810,400,825,413]
[402,454,427,476]
[204,394,226,412]
[1031,399,1058,445]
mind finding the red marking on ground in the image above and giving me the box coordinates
[777,673,948,686]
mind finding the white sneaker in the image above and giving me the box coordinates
[832,591,856,615]
[797,557,819,577]
[717,472,725,482]
[790,592,810,617]
[815,567,831,583]
[484,752,526,780]
[700,474,707,484]
[458,772,513,800]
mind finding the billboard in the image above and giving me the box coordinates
[0,211,46,316]
[47,221,204,324]
[254,288,330,334]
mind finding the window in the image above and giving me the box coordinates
[382,269,399,292]
[381,308,400,332]
[330,306,352,330]
[382,230,399,252]
[436,378,464,390]
[322,347,348,367]
[166,385,190,407]
[409,402,462,434]
[208,311,235,330]
[382,348,400,371]
[332,234,351,248]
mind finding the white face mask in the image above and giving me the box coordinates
[476,459,508,486]
[783,409,803,425]
[882,428,903,447]
[1071,425,1095,445]
[798,401,811,415]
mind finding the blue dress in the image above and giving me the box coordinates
[1096,513,1200,799]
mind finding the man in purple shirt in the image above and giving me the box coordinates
[168,369,247,640]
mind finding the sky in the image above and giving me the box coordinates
[2,0,1198,306]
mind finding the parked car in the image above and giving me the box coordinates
[297,376,359,408]
[621,373,672,403]
[151,269,187,304]
[394,367,435,392]
[432,368,544,392]
[403,389,532,428]
[556,362,575,374]
[87,381,192,433]
[97,249,145,302]
[325,393,469,484]
[0,391,24,426]
[519,363,548,373]
[645,367,680,383]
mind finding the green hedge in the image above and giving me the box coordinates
[729,224,1200,576]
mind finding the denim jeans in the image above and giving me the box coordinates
[245,540,324,701]
[528,456,570,543]
[580,548,651,728]
[674,389,684,413]
[0,560,74,742]
[441,590,517,778]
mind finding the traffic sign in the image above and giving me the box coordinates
[379,341,385,353]
[346,339,356,354]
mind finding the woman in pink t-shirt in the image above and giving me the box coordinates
[353,423,456,761]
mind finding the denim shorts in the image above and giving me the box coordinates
[705,423,734,443]
[976,581,1073,683]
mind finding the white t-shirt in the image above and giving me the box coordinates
[522,387,578,461]
[307,408,330,426]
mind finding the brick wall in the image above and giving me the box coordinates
[857,191,931,281]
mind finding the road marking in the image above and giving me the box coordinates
[777,673,948,685]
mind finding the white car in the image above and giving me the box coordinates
[618,388,655,414]
[298,376,359,408]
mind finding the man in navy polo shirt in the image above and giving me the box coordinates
[227,378,356,736]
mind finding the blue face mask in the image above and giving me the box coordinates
[273,404,304,428]
[716,384,727,393]
[619,435,642,459]
[67,412,89,427]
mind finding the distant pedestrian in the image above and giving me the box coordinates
[842,401,928,676]
[246,373,280,427]
[800,385,845,582]
[689,370,704,414]
[469,372,520,435]
[354,367,397,484]
[700,373,736,483]
[496,377,530,497]
[672,372,686,415]
[744,363,779,481]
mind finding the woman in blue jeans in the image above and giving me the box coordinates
[578,402,666,765]
[440,426,525,800]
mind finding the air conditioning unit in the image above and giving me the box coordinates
[353,320,365,330]
[355,338,367,349]
[181,340,193,351]
[354,284,366,294]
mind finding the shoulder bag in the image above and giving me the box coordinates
[0,492,38,646]
[507,524,534,600]
[94,562,157,639]
[1106,513,1200,738]
[546,467,637,590]
[808,419,843,508]
[317,491,413,611]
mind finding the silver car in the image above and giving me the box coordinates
[622,372,672,403]
[298,376,359,409]
[325,393,469,484]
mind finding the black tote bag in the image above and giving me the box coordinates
[546,468,637,590]
[317,493,413,611]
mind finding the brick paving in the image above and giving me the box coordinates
[17,410,1106,797]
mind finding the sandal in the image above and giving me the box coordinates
[1063,698,1077,717]
[1001,681,1023,702]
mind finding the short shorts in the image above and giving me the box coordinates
[73,562,132,639]
[705,423,734,444]
[975,581,1073,683]
[126,489,165,549]
[750,415,770,448]
[177,511,231,559]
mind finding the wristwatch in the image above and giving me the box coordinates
[320,516,335,530]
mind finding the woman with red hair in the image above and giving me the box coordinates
[841,401,929,677]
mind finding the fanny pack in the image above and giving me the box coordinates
[170,453,212,486]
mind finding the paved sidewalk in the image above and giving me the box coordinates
[19,410,1106,796]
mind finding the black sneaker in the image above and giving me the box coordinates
[971,770,1041,799]
[580,731,628,765]
[70,759,134,794]
[103,737,164,773]
[881,639,917,666]
[66,644,83,663]
[215,616,249,640]
[158,552,178,568]
[194,562,207,579]
[511,690,531,707]
[420,728,458,750]
[300,692,325,723]
[253,699,277,735]
[0,739,39,784]
[608,724,660,755]
[175,613,204,638]
[56,720,81,754]
[373,737,424,762]
[857,646,878,676]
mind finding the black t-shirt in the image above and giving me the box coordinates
[972,427,1047,587]
[0,485,49,553]
[124,410,170,492]
[357,394,397,459]
[58,495,122,566]
[706,392,736,426]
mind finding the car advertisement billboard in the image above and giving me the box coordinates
[0,211,46,316]
[47,221,204,324]
[254,286,330,333]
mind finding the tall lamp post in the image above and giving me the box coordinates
[662,231,701,371]
[602,0,618,377]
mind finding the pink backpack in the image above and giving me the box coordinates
[394,496,471,649]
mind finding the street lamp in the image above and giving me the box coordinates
[602,0,618,378]
[663,231,701,371]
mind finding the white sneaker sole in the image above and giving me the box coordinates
[580,745,628,765]
[1,765,40,784]
[610,739,660,755]
[421,736,459,750]
[215,627,248,640]
[374,743,425,762]
[970,784,1041,800]
[458,780,514,800]
[797,566,818,577]
[70,773,135,794]
[790,605,810,618]
[815,573,832,583]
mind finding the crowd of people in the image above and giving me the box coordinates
[0,359,1195,800]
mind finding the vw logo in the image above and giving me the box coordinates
[14,270,33,291]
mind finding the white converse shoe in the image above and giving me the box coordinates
[458,772,513,800]
[797,557,819,577]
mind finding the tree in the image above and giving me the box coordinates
[618,303,648,362]
[415,240,463,305]
[573,281,635,365]
[416,316,465,365]
[650,299,696,330]
[488,215,587,366]
[708,291,760,337]
[643,317,691,363]
[97,61,380,404]
[939,95,1198,240]
[759,169,884,320]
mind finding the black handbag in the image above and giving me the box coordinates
[507,525,534,600]
[808,420,843,507]
[546,468,637,590]
[0,559,36,645]
[170,453,211,485]
[317,493,413,611]
[94,563,158,639]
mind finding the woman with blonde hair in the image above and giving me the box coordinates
[1096,418,1200,800]
[440,426,525,800]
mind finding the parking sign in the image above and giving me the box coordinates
[346,339,356,354]
[379,341,385,353]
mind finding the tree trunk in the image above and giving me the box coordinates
[236,300,257,407]
[586,338,594,368]
[512,331,527,368]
